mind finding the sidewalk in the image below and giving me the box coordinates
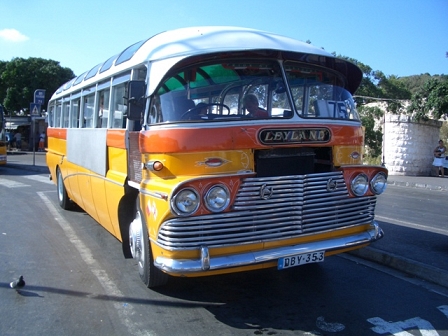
[4,152,448,288]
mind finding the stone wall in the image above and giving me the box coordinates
[384,113,442,176]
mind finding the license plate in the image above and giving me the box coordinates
[278,251,325,270]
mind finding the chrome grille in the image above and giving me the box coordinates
[157,172,376,249]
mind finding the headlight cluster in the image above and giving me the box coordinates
[171,184,230,216]
[350,172,387,196]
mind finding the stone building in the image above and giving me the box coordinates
[382,113,442,176]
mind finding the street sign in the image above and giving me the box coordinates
[30,103,41,116]
[34,89,46,105]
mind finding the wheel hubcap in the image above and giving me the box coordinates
[129,211,143,262]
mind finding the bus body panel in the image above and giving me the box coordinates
[47,127,129,239]
[140,124,364,154]
[0,145,6,165]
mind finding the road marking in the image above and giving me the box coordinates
[0,178,30,188]
[376,215,448,236]
[368,316,438,335]
[438,305,448,318]
[23,175,53,185]
[37,191,155,336]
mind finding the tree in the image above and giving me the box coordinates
[408,78,448,121]
[0,57,75,114]
[358,105,384,158]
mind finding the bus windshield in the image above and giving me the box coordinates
[148,59,359,124]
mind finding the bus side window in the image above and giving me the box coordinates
[62,102,70,128]
[97,90,110,128]
[70,99,80,128]
[112,83,127,128]
[55,103,62,127]
[48,105,54,127]
[83,94,95,128]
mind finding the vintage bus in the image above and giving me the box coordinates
[46,26,387,288]
[0,105,7,165]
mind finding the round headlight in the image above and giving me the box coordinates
[351,173,369,196]
[204,184,230,212]
[370,172,387,195]
[171,188,199,215]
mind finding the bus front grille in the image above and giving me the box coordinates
[157,172,376,249]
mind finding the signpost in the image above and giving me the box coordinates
[31,89,46,165]
[30,103,41,116]
[34,89,46,105]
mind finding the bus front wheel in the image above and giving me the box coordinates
[57,168,71,210]
[129,202,168,288]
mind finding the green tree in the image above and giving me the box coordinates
[408,78,448,121]
[0,57,75,114]
[358,105,384,158]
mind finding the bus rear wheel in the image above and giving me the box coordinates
[129,202,168,288]
[57,168,71,210]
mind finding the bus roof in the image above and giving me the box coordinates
[51,26,361,99]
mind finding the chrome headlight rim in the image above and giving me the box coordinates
[370,172,387,195]
[351,173,369,196]
[171,188,200,216]
[204,184,230,213]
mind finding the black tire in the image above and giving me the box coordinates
[129,202,168,288]
[57,167,71,210]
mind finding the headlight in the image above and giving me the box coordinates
[204,184,230,212]
[171,188,199,215]
[370,172,387,195]
[351,173,369,196]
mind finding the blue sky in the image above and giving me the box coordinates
[0,0,447,78]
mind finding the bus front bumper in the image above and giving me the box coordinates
[154,221,383,274]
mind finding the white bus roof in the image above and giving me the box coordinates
[51,26,359,99]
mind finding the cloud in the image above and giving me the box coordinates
[0,29,29,42]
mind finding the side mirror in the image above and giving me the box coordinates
[127,81,146,121]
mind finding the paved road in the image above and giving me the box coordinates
[3,151,448,288]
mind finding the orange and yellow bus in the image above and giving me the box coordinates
[0,105,7,165]
[46,26,387,288]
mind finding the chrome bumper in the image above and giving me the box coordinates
[154,221,383,274]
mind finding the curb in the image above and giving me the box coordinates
[349,247,448,288]
[387,180,448,191]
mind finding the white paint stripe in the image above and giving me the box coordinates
[368,316,438,336]
[0,178,30,188]
[376,215,448,236]
[37,191,155,336]
[438,305,448,318]
[23,175,54,185]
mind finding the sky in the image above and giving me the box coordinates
[0,0,447,79]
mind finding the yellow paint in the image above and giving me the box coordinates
[333,145,363,166]
[143,149,254,179]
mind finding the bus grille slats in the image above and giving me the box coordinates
[157,172,377,249]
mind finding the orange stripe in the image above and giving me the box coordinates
[47,128,67,140]
[140,125,363,153]
[107,129,127,149]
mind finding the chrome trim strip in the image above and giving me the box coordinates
[63,172,123,187]
[154,221,383,273]
[127,180,140,189]
[139,188,169,200]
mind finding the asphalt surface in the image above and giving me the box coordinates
[3,150,448,288]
